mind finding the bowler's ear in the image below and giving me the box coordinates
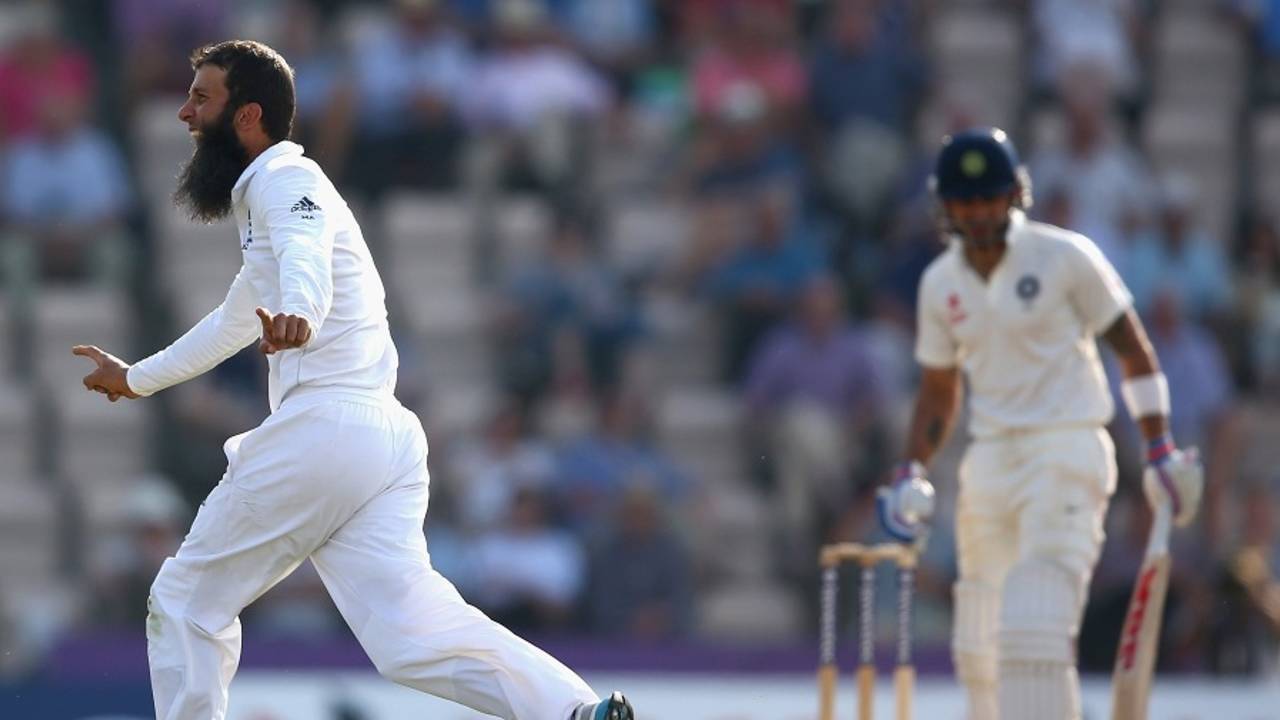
[236,102,263,132]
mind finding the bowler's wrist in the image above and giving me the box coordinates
[124,365,154,397]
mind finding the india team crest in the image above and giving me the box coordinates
[1016,274,1040,307]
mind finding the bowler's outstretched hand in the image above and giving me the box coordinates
[72,344,140,402]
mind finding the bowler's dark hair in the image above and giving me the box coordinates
[190,40,295,142]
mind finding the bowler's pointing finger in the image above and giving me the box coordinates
[71,345,105,365]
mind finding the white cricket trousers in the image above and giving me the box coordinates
[951,426,1117,720]
[146,391,599,720]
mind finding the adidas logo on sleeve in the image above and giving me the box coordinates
[290,196,321,218]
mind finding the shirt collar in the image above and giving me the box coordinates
[950,208,1028,281]
[943,208,1028,253]
[1005,208,1027,246]
[231,140,304,205]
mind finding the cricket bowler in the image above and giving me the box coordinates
[73,40,633,720]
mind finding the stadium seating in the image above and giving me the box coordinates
[1153,8,1246,111]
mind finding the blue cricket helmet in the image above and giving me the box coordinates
[930,127,1032,208]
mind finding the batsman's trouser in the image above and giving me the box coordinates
[146,391,598,720]
[951,426,1116,720]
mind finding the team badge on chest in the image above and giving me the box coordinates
[1015,274,1040,308]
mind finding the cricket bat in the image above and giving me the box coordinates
[1110,498,1173,720]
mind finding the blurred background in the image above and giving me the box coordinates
[0,0,1279,717]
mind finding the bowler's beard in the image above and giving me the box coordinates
[173,108,249,223]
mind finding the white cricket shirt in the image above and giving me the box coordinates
[915,211,1132,439]
[128,141,398,411]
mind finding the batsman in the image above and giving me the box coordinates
[875,128,1204,719]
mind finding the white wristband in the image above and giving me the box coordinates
[1120,372,1170,420]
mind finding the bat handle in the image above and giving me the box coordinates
[1146,498,1173,559]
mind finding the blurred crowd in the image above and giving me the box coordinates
[1,0,1280,681]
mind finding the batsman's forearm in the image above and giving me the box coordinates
[1102,310,1169,441]
[1103,309,1160,378]
[904,374,961,466]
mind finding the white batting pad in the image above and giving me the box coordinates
[999,660,1082,720]
[952,579,1000,720]
[999,559,1082,664]
[953,579,1001,674]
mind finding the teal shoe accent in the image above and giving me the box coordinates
[593,691,633,720]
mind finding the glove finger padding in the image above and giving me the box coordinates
[1143,447,1203,528]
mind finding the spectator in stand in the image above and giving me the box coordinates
[808,0,924,235]
[495,214,642,400]
[90,475,188,628]
[1228,0,1280,100]
[554,0,657,88]
[1146,289,1238,469]
[446,0,497,36]
[2,91,132,284]
[1125,174,1233,323]
[587,487,694,639]
[0,4,93,143]
[271,0,351,175]
[808,0,923,136]
[690,0,806,125]
[462,0,610,193]
[467,488,586,631]
[743,273,883,565]
[690,80,801,201]
[1212,483,1280,673]
[447,402,558,534]
[1233,212,1280,394]
[346,0,473,195]
[532,328,599,443]
[683,80,802,300]
[871,202,941,317]
[1030,0,1140,102]
[860,288,919,441]
[703,181,824,381]
[1030,61,1152,263]
[113,0,226,102]
[554,390,690,532]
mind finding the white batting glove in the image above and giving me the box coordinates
[1142,436,1203,528]
[877,461,936,543]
